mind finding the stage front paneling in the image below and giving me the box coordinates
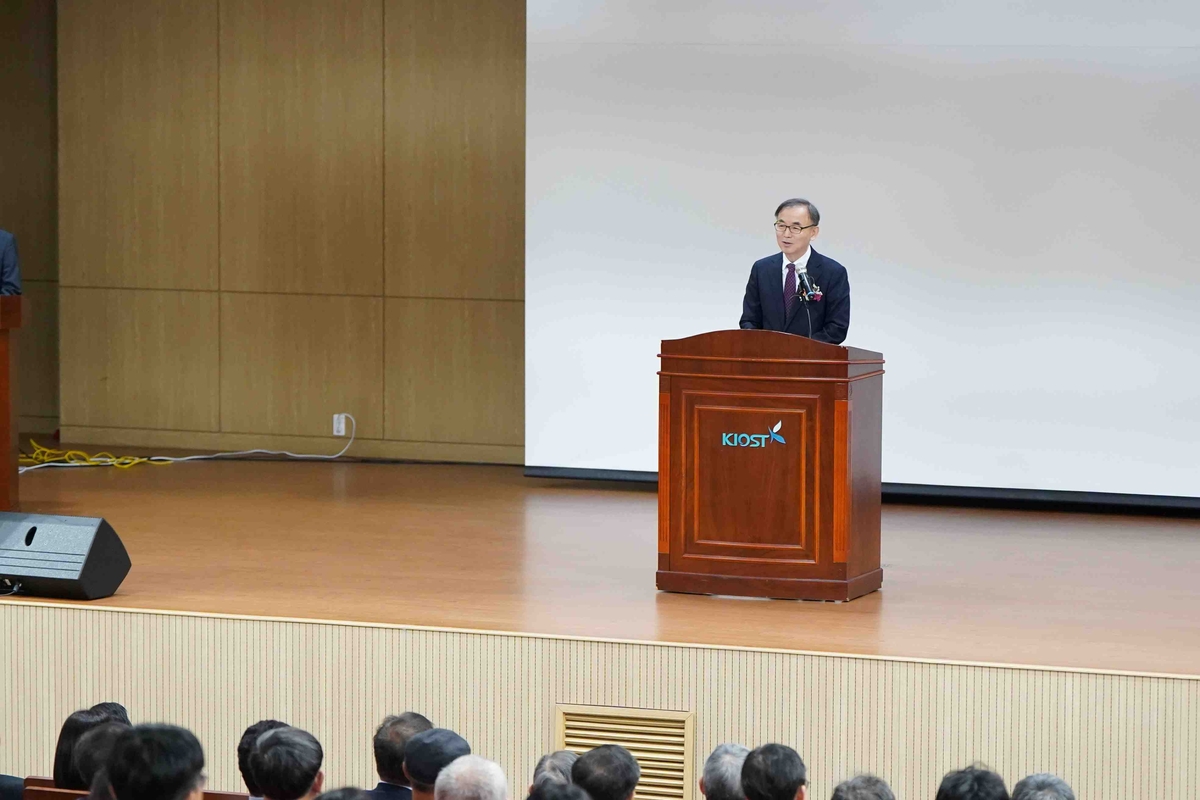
[2,601,1195,800]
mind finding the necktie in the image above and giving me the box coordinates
[784,263,798,315]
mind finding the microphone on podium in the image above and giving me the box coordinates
[797,266,823,302]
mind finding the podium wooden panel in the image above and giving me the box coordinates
[656,330,884,601]
[1,296,25,512]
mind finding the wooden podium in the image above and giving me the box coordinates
[0,296,25,512]
[656,330,884,601]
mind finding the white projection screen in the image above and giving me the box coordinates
[525,2,1200,497]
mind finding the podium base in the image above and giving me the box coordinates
[656,568,882,602]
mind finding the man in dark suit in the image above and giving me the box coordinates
[739,199,849,343]
[0,774,22,800]
[0,229,22,295]
[367,712,433,800]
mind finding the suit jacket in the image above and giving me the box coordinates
[0,230,20,296]
[739,248,849,343]
[0,774,22,800]
[366,782,414,800]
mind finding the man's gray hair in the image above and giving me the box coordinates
[532,751,578,788]
[701,743,750,800]
[435,755,508,800]
[830,774,895,800]
[250,726,324,800]
[1012,773,1075,800]
[774,198,820,226]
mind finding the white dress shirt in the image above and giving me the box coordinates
[781,247,812,292]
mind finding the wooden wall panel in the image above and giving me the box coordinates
[385,0,525,300]
[220,0,384,295]
[18,280,58,426]
[59,289,219,430]
[385,299,522,445]
[0,0,56,282]
[56,0,525,460]
[2,603,1198,800]
[220,294,384,438]
[1,1,59,428]
[58,0,218,290]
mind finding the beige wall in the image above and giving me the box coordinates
[0,1,58,434]
[3,601,1197,800]
[57,0,525,462]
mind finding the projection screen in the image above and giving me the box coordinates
[525,1,1200,497]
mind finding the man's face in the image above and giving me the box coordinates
[775,205,818,261]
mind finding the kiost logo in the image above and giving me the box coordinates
[721,421,786,448]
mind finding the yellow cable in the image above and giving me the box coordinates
[19,439,169,469]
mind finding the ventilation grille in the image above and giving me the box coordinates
[556,704,694,800]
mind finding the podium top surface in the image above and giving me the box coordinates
[660,329,882,362]
[0,296,25,330]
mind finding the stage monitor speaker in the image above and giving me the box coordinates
[0,513,131,600]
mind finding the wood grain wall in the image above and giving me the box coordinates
[57,0,525,462]
[0,1,58,433]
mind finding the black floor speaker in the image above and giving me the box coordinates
[0,512,132,600]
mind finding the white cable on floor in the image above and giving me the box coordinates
[18,415,357,474]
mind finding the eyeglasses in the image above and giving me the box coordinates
[775,221,817,235]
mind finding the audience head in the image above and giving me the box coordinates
[54,708,113,787]
[1011,774,1074,800]
[106,724,206,800]
[435,754,508,800]
[315,790,370,800]
[532,785,590,800]
[91,702,132,725]
[936,766,1009,800]
[404,728,472,794]
[72,720,133,790]
[571,744,641,800]
[700,744,749,800]
[530,750,578,796]
[741,744,807,800]
[239,720,292,796]
[249,726,326,800]
[374,712,435,785]
[830,775,894,800]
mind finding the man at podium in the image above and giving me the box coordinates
[0,229,22,295]
[738,199,849,343]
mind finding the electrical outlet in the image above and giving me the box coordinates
[332,413,346,437]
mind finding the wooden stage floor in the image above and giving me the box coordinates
[14,459,1200,676]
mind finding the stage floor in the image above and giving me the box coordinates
[14,459,1200,675]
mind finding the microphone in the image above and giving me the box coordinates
[797,266,823,302]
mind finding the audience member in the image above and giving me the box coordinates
[54,704,130,788]
[741,744,807,800]
[529,750,578,800]
[0,774,21,800]
[240,720,292,799]
[435,755,508,800]
[371,712,435,798]
[830,775,894,800]
[91,702,132,725]
[572,744,640,800]
[105,724,206,800]
[250,726,326,800]
[1011,774,1074,800]
[14,704,1086,800]
[699,744,749,800]
[86,774,115,800]
[73,720,133,789]
[936,766,1009,800]
[316,790,371,800]
[531,785,589,800]
[404,728,472,800]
